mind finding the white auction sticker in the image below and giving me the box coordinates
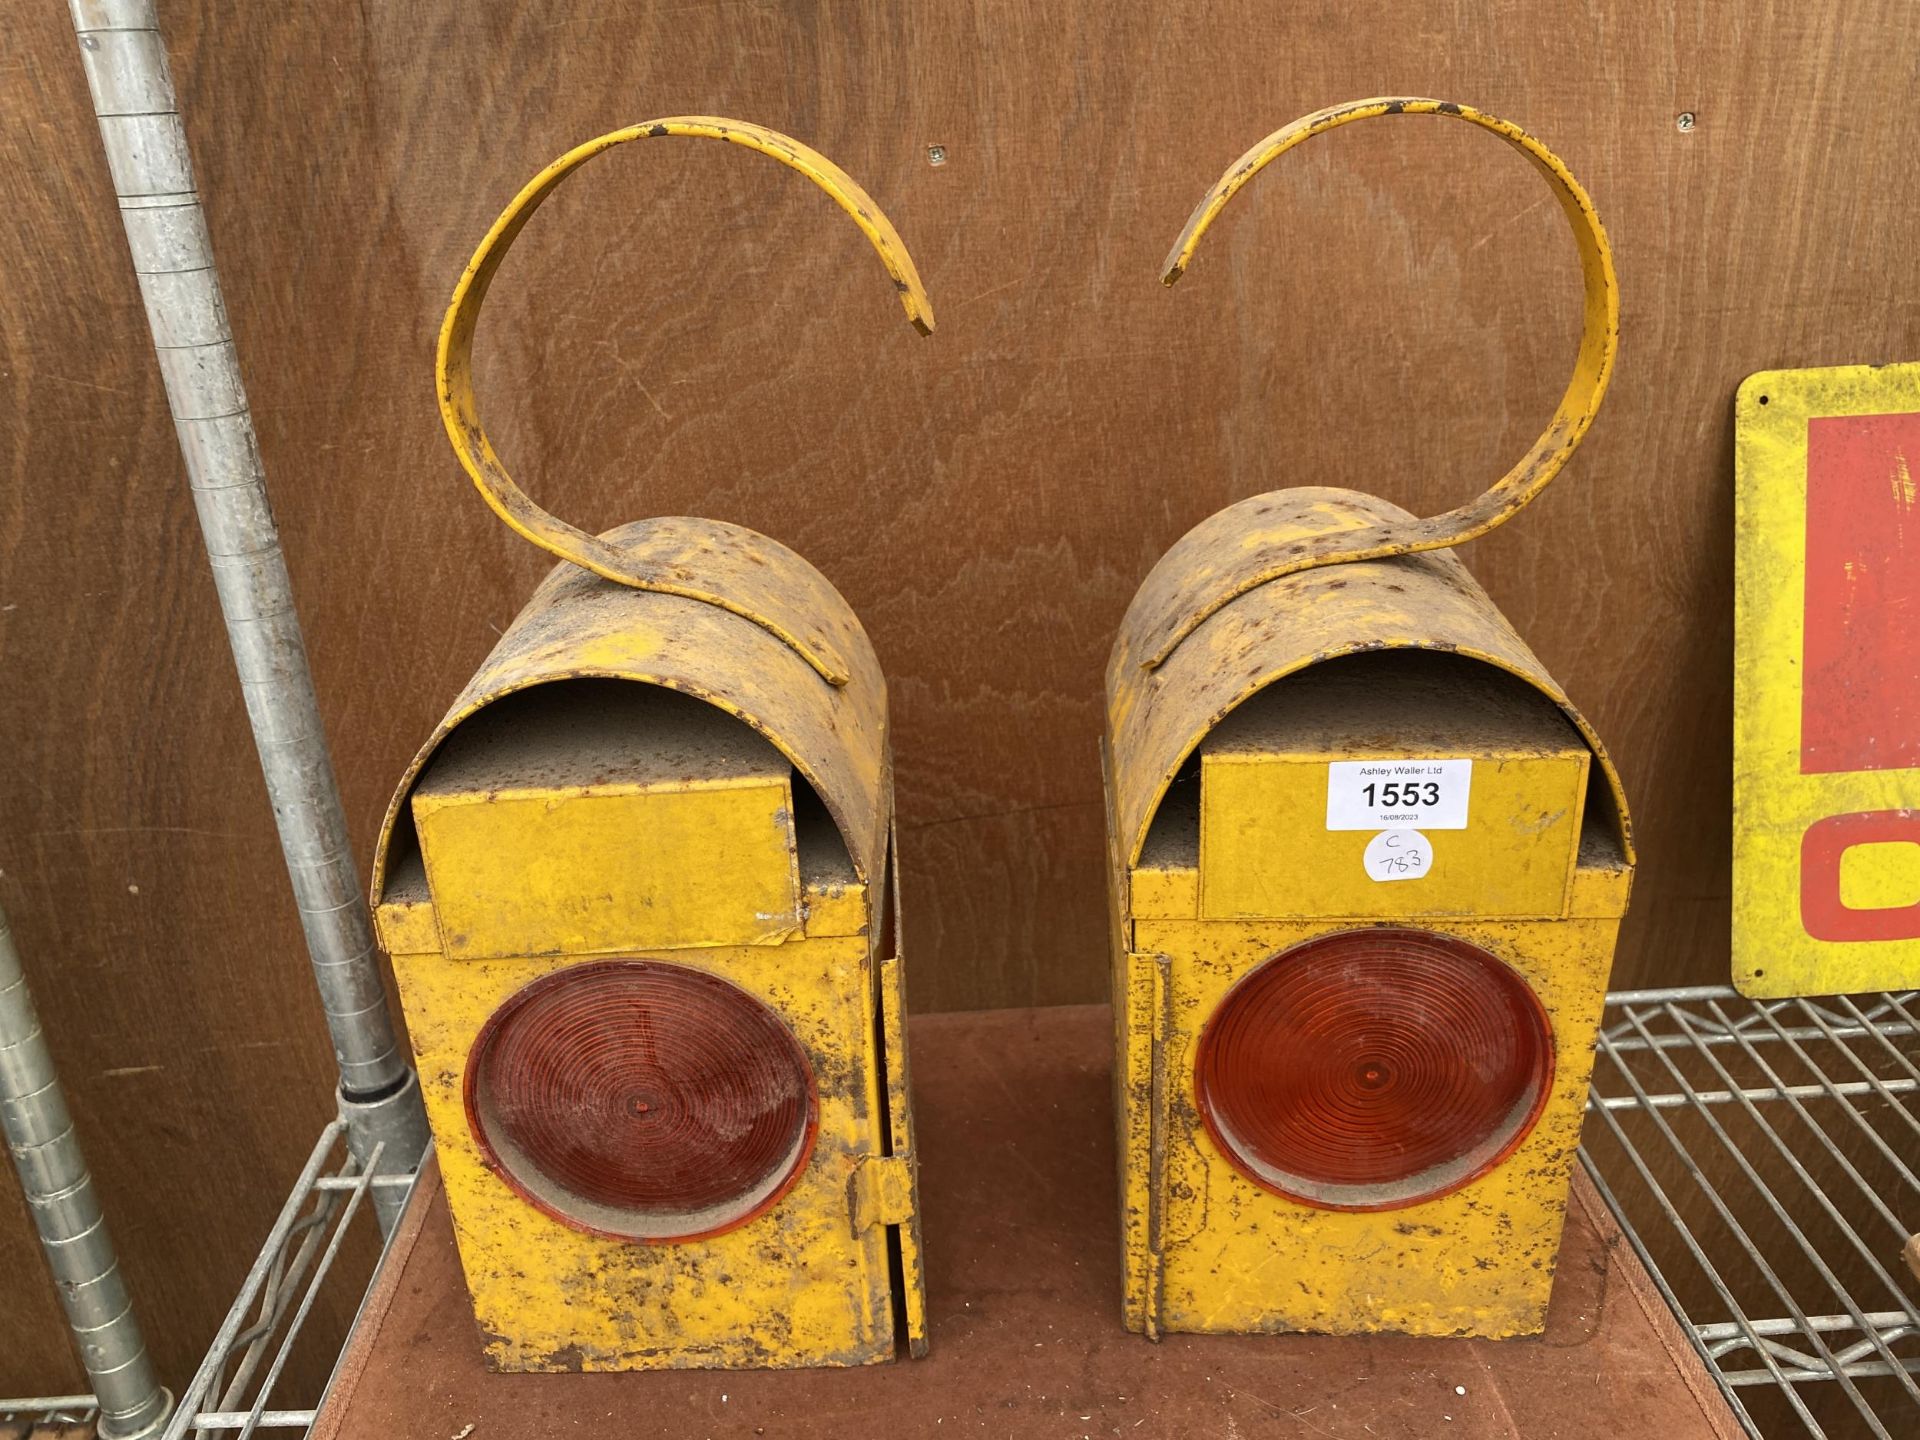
[1326,758,1473,830]
[1363,829,1432,883]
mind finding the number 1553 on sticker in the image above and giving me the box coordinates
[1326,759,1473,831]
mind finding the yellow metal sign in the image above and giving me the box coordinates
[1734,361,1920,997]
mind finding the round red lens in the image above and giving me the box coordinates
[1194,928,1553,1211]
[465,960,816,1241]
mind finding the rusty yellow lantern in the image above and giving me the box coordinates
[1105,99,1634,1341]
[370,119,932,1372]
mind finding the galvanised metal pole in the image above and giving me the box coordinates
[66,0,426,1229]
[0,901,171,1440]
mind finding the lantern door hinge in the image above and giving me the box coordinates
[852,1152,916,1230]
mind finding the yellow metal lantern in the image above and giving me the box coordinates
[1106,99,1634,1341]
[371,119,932,1372]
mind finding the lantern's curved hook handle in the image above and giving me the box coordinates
[1143,98,1617,672]
[436,118,935,686]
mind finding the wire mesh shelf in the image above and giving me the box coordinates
[1,1119,425,1440]
[0,1396,100,1435]
[132,1118,422,1440]
[162,1120,426,1439]
[1580,984,1920,1439]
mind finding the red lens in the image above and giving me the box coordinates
[1194,928,1553,1211]
[465,960,816,1242]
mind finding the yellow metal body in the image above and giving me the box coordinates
[1106,496,1635,1339]
[1196,662,1592,920]
[1733,362,1920,996]
[1108,102,1633,1341]
[373,542,926,1371]
[373,119,932,1371]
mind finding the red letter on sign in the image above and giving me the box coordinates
[1801,810,1920,942]
[1800,412,1920,775]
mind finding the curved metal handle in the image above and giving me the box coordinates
[1143,97,1618,671]
[436,117,936,686]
